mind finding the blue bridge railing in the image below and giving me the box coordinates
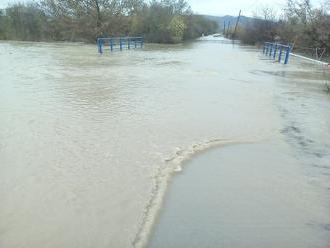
[263,42,293,64]
[97,37,144,54]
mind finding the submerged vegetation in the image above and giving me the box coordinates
[0,0,218,43]
[234,0,330,60]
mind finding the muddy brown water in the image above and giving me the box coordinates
[0,37,329,248]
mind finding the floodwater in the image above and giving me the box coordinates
[149,143,330,248]
[0,37,329,248]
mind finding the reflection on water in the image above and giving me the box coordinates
[0,38,329,248]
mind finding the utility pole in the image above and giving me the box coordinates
[233,10,242,39]
[223,21,226,35]
[226,21,231,37]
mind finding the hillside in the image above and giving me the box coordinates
[204,15,254,30]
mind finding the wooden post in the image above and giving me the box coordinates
[226,21,230,36]
[120,38,123,51]
[233,10,242,39]
[223,21,226,35]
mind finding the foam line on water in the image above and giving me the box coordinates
[132,138,258,248]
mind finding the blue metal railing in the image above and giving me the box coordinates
[97,37,144,54]
[263,42,292,64]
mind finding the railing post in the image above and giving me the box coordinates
[263,42,291,65]
[96,37,143,53]
[263,43,266,54]
[110,39,113,52]
[269,43,273,56]
[97,39,103,54]
[284,45,291,64]
[278,46,283,63]
[273,44,277,59]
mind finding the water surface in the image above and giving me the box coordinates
[0,38,329,248]
[149,143,330,248]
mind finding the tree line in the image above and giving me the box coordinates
[0,0,218,43]
[234,0,330,60]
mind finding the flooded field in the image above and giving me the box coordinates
[0,37,329,248]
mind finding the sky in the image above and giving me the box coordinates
[188,0,286,16]
[0,0,324,17]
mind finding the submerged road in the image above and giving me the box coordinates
[0,37,329,248]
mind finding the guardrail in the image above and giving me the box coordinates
[97,37,144,54]
[263,42,292,64]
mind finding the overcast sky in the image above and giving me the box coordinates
[0,0,324,16]
[189,0,287,16]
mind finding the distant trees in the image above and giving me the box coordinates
[279,0,330,54]
[0,10,8,39]
[184,14,218,40]
[0,3,47,41]
[236,0,330,60]
[0,0,218,43]
[238,7,278,44]
[138,0,189,43]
